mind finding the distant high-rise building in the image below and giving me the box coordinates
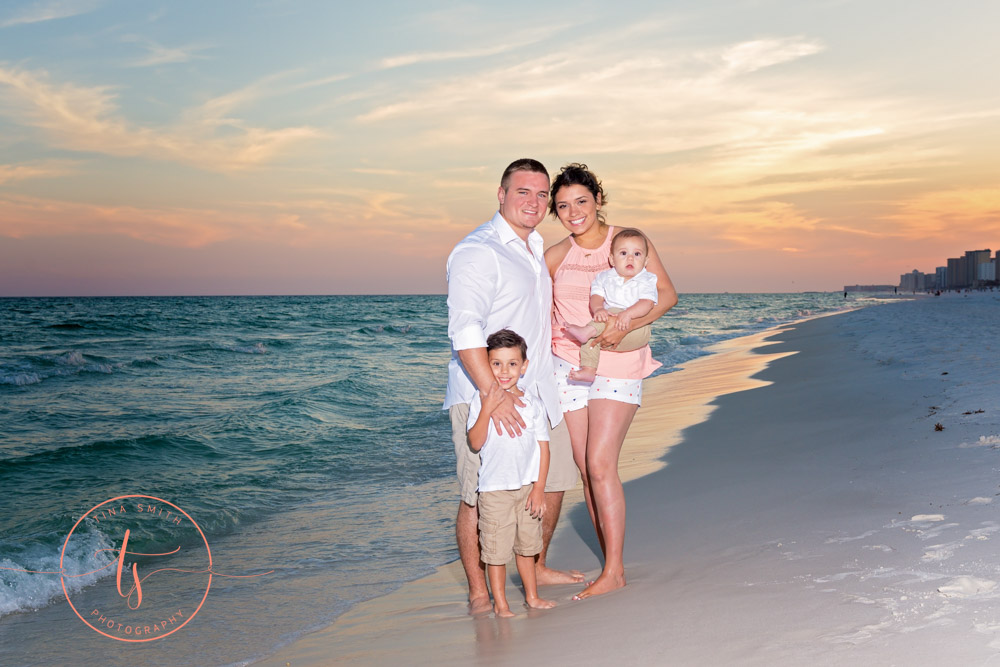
[979,260,997,283]
[965,249,992,287]
[935,266,947,290]
[947,257,969,288]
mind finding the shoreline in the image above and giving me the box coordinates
[258,294,1000,665]
[256,317,822,666]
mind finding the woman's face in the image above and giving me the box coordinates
[553,184,602,236]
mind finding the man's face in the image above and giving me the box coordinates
[497,170,549,239]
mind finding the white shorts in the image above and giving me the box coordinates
[553,355,643,412]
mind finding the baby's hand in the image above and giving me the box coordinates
[615,312,633,331]
[593,308,610,323]
[525,486,546,519]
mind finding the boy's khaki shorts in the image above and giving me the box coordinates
[450,404,578,506]
[477,484,542,565]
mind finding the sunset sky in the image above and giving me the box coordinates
[1,0,998,295]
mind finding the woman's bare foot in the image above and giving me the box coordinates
[526,595,557,610]
[568,367,597,383]
[493,603,516,618]
[536,565,586,585]
[564,322,598,344]
[571,571,626,600]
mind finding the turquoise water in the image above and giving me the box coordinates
[0,293,862,665]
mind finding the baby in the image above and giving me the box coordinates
[564,228,657,383]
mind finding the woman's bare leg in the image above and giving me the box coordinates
[574,398,637,600]
[563,408,603,554]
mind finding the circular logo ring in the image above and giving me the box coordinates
[60,494,213,643]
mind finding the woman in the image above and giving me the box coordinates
[544,164,678,599]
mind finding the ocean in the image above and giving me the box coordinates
[0,293,866,665]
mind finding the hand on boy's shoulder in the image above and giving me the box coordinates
[480,383,507,414]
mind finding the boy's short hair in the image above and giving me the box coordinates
[486,328,528,360]
[611,228,648,253]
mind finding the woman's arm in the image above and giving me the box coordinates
[595,232,677,348]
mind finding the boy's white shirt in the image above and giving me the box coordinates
[467,385,549,493]
[590,267,658,310]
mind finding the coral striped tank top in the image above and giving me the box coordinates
[551,226,661,379]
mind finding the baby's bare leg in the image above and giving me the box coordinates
[488,564,515,617]
[515,554,556,610]
[568,321,604,383]
[564,322,599,344]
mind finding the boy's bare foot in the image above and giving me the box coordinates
[564,322,598,344]
[536,565,585,585]
[568,367,597,383]
[469,595,493,615]
[571,571,626,600]
[526,596,557,610]
[493,604,516,618]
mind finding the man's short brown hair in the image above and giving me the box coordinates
[500,158,549,191]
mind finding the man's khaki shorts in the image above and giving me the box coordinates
[478,484,542,565]
[450,403,577,506]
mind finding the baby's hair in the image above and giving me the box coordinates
[611,228,648,253]
[486,328,528,360]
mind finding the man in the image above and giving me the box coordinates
[444,158,582,614]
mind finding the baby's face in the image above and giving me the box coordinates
[610,237,647,279]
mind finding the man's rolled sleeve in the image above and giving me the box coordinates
[452,320,489,351]
[447,245,497,351]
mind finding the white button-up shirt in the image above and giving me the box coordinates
[444,212,560,427]
[591,267,658,310]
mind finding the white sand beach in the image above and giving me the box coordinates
[260,292,1000,666]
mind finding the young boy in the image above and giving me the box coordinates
[467,328,557,617]
[564,228,659,383]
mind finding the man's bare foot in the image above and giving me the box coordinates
[571,572,626,600]
[564,322,598,344]
[469,595,492,615]
[526,595,557,610]
[535,565,585,585]
[568,367,597,383]
[494,604,515,618]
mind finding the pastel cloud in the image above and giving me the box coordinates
[0,0,101,28]
[883,188,1000,240]
[0,66,319,171]
[0,162,69,184]
[123,37,213,67]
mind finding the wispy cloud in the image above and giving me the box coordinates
[883,187,1000,239]
[0,0,101,28]
[377,23,567,69]
[0,161,69,184]
[122,37,213,67]
[715,37,824,75]
[380,41,532,69]
[0,66,320,171]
